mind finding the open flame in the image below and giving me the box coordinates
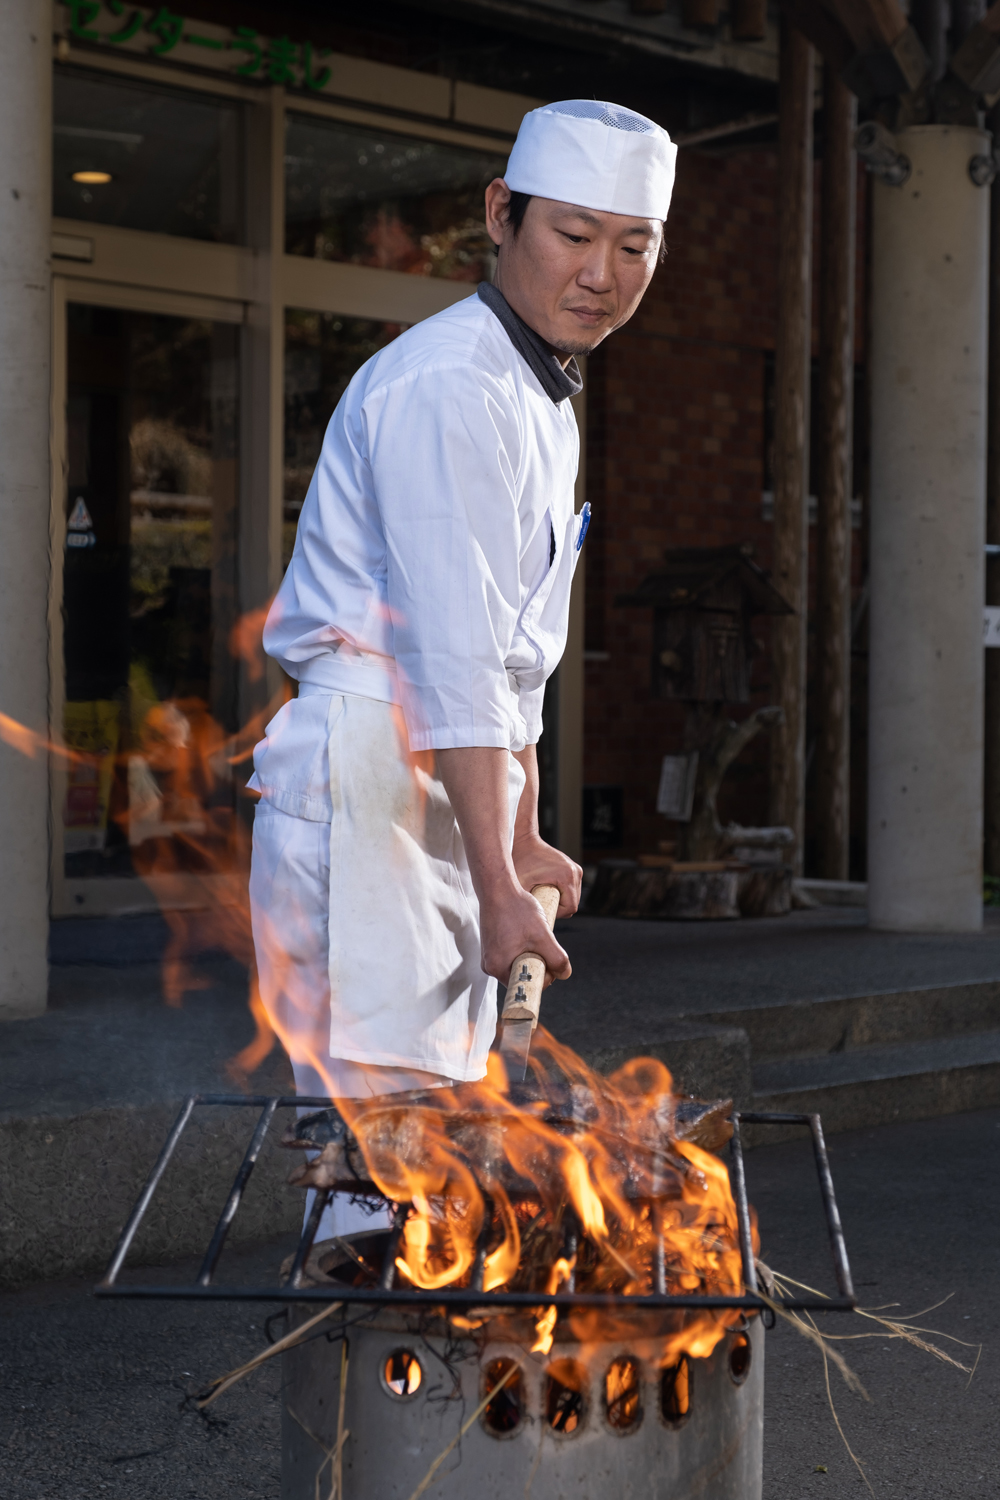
[291,1033,755,1364]
[531,1257,576,1354]
[9,600,755,1366]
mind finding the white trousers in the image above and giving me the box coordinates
[250,807,465,1099]
[248,691,524,1236]
[251,807,454,1238]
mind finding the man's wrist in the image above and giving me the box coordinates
[475,864,523,908]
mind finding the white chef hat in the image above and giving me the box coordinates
[505,100,677,222]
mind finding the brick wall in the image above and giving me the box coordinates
[582,142,869,867]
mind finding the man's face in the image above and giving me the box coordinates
[484,180,662,358]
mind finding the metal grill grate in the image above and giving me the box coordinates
[96,1097,856,1312]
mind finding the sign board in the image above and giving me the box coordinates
[656,753,698,822]
[60,1,342,95]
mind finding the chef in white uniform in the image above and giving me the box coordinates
[249,102,676,1211]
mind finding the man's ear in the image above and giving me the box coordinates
[484,178,513,249]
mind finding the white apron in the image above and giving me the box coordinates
[248,689,525,1091]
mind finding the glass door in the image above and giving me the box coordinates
[55,293,242,912]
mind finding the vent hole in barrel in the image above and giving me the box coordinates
[382,1349,422,1399]
[729,1332,752,1385]
[660,1355,692,1423]
[545,1358,586,1435]
[482,1358,524,1436]
[604,1356,642,1432]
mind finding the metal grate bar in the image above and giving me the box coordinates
[808,1115,855,1300]
[728,1113,758,1295]
[738,1110,856,1302]
[469,1193,494,1293]
[97,1097,856,1313]
[95,1283,856,1310]
[197,1099,280,1287]
[286,1188,332,1289]
[379,1203,409,1291]
[99,1096,197,1288]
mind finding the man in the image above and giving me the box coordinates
[248,102,676,1172]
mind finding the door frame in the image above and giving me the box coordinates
[50,274,247,917]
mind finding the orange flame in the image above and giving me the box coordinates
[315,1031,755,1364]
[5,600,755,1366]
[0,711,81,764]
[532,1256,576,1354]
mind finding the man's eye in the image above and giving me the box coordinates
[560,232,586,243]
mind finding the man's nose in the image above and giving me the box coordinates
[577,242,615,294]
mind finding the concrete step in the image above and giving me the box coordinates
[688,979,1000,1061]
[0,1099,300,1289]
[0,960,298,1289]
[749,1028,1000,1139]
[796,878,867,907]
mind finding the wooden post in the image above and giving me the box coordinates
[985,101,1000,876]
[731,0,767,40]
[815,66,857,880]
[769,19,814,871]
[681,0,720,27]
[909,0,950,81]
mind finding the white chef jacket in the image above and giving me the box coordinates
[259,290,583,775]
[248,291,584,1088]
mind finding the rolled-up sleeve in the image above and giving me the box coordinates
[365,366,526,752]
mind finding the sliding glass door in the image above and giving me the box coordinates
[55,292,242,910]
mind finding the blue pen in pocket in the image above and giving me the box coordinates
[576,501,591,552]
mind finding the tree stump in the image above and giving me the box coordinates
[586,862,741,920]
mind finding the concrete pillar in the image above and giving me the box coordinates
[868,125,990,931]
[0,1,50,1017]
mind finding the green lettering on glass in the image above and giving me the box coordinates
[229,25,262,76]
[62,1,332,94]
[265,35,298,85]
[106,1,143,43]
[145,5,183,54]
[65,0,101,41]
[300,40,332,92]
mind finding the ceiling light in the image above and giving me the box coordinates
[72,170,112,185]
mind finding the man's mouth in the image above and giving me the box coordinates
[564,305,611,326]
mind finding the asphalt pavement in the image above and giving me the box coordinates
[1,1107,996,1500]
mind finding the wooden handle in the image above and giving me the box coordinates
[499,884,561,1030]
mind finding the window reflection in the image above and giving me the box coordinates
[285,114,506,283]
[284,310,406,566]
[63,306,240,879]
[54,67,242,243]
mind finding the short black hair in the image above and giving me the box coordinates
[496,190,667,263]
[501,190,533,241]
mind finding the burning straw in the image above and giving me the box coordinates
[284,1029,754,1361]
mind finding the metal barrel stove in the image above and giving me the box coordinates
[97,1099,855,1500]
[282,1231,764,1500]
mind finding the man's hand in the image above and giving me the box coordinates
[512,831,582,919]
[478,879,571,987]
[436,743,575,988]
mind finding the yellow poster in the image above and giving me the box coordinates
[63,700,120,853]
